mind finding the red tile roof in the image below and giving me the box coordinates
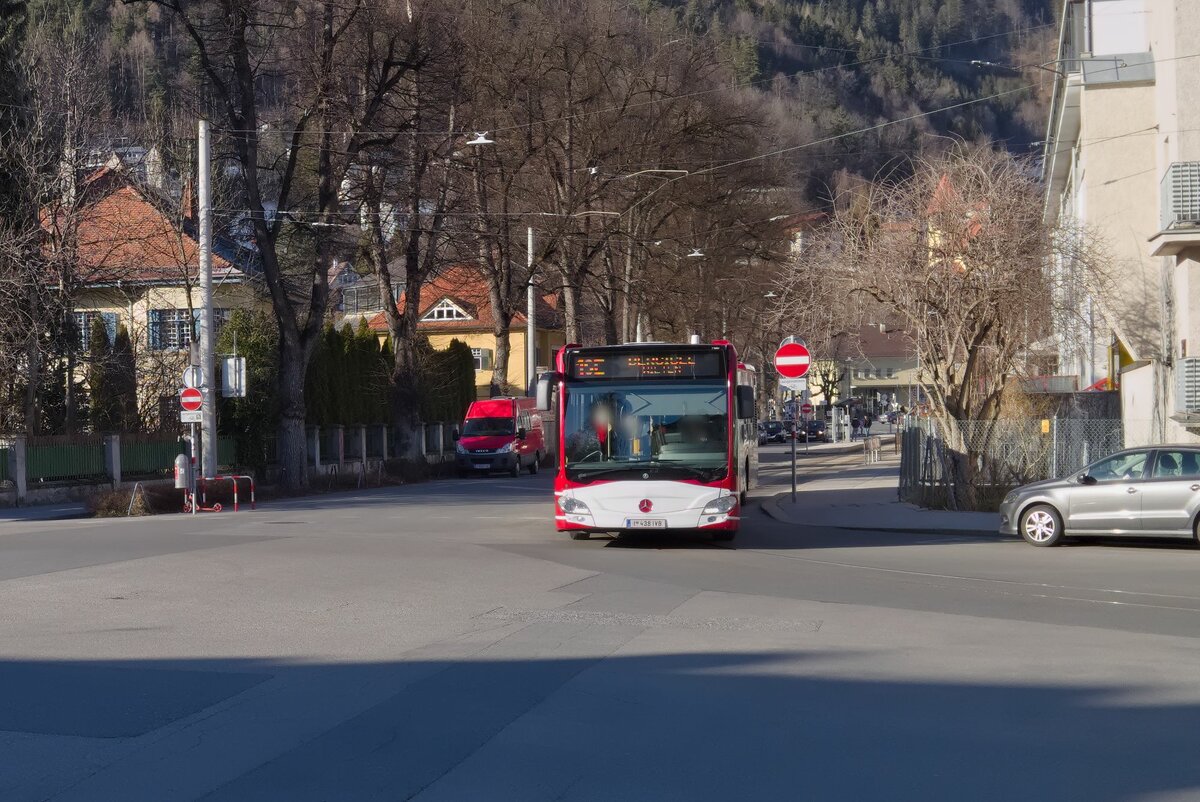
[45,169,240,285]
[367,265,561,333]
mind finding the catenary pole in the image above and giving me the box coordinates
[198,119,217,479]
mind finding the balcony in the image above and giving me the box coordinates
[1150,163,1200,256]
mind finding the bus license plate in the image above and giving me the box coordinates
[626,518,666,529]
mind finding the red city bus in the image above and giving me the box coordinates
[536,341,758,541]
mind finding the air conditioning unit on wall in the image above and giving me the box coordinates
[1176,358,1200,413]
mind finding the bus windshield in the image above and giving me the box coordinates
[563,383,729,483]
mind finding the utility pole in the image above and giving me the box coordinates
[527,226,536,396]
[197,119,217,479]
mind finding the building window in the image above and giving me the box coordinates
[74,311,117,350]
[472,347,493,371]
[422,298,471,321]
[148,308,230,351]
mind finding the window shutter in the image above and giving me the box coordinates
[102,313,118,344]
[148,310,162,350]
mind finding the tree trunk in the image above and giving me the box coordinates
[491,324,512,397]
[276,337,309,490]
[390,331,423,461]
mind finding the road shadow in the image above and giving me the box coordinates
[4,650,1200,801]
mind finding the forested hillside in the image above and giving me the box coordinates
[656,0,1056,195]
[14,0,1055,205]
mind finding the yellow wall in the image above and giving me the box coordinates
[423,328,566,397]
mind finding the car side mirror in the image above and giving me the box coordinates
[517,427,527,440]
[1078,474,1097,486]
[452,429,460,441]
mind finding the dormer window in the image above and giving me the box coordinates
[422,298,471,321]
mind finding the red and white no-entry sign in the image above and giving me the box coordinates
[774,341,811,379]
[180,387,204,412]
[800,402,814,415]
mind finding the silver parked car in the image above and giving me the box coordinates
[999,446,1200,546]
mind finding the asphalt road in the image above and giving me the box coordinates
[4,446,1200,800]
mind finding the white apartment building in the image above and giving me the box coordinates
[1044,0,1200,445]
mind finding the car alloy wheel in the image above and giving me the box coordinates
[1021,504,1063,547]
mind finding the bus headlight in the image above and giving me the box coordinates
[702,496,738,515]
[560,496,590,514]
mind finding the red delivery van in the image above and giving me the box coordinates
[454,397,546,477]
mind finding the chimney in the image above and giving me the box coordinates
[181,175,194,222]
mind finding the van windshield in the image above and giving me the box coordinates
[463,417,515,437]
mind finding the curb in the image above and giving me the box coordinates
[760,492,997,538]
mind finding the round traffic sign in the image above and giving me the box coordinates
[774,341,811,379]
[182,365,205,389]
[180,387,203,412]
[800,402,814,415]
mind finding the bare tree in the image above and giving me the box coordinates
[142,0,433,488]
[782,146,1109,507]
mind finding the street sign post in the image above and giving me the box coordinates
[182,366,205,390]
[775,338,813,502]
[773,341,811,379]
[180,386,203,411]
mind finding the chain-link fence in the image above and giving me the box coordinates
[900,417,1123,511]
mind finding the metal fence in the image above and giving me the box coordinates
[900,417,1124,510]
[26,434,108,483]
[122,434,185,479]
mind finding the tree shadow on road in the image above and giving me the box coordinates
[4,650,1200,801]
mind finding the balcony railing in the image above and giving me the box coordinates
[1161,162,1200,231]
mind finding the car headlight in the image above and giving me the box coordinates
[560,496,590,514]
[702,495,738,515]
[456,443,468,455]
[1002,490,1017,505]
[497,441,515,453]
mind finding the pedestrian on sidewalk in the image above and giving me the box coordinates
[863,413,873,437]
[851,415,861,440]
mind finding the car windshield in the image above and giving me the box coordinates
[462,417,514,437]
[764,421,783,434]
[563,383,728,483]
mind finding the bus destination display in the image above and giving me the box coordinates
[570,351,723,379]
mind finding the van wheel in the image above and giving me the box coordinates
[529,453,540,475]
[510,461,521,478]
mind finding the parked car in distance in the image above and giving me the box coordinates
[454,397,545,478]
[1000,446,1200,546]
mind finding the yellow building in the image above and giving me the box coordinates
[367,264,565,396]
[65,166,264,424]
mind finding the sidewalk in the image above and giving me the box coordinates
[761,452,998,535]
[0,503,90,524]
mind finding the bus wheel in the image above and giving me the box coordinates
[569,531,590,541]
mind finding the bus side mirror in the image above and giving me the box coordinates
[536,372,557,412]
[736,386,755,420]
